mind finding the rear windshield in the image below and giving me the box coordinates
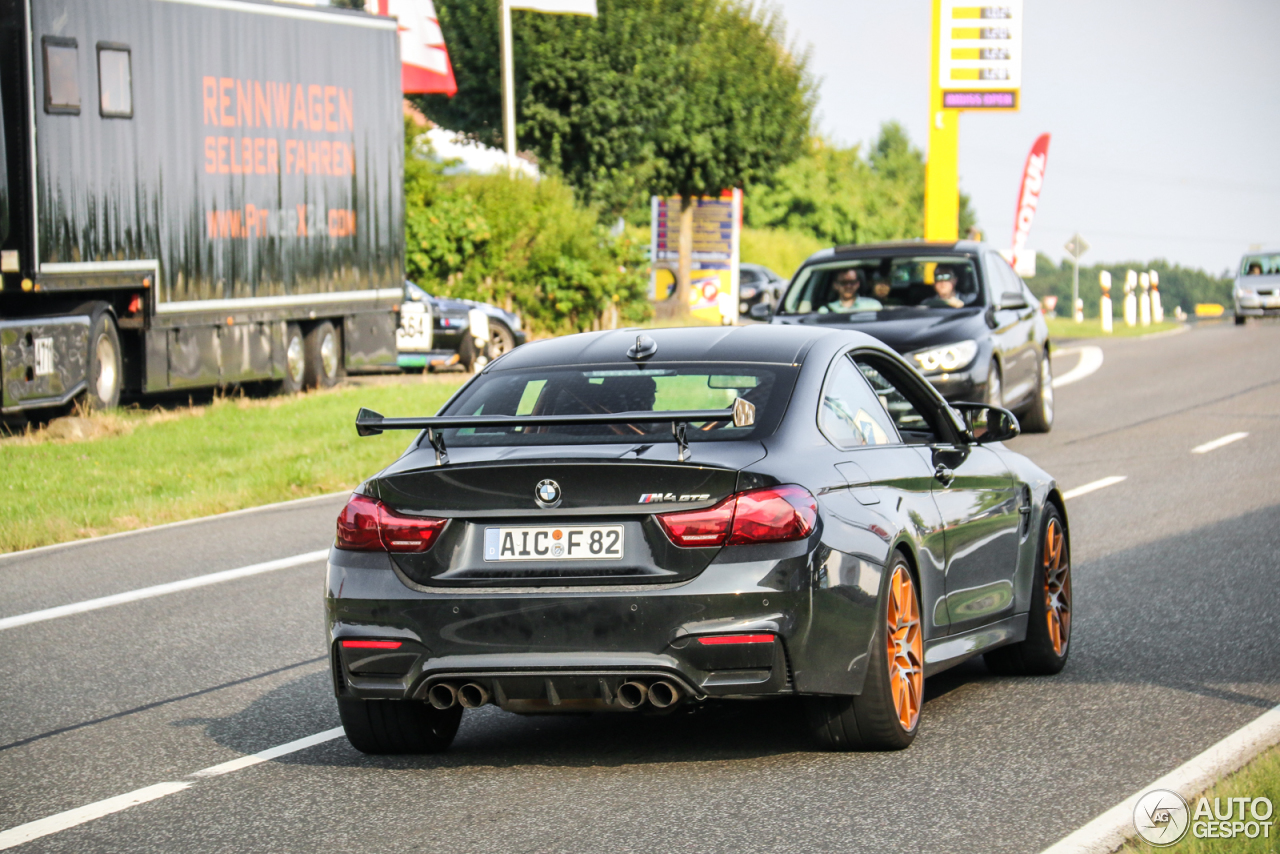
[782,255,983,315]
[1241,254,1280,276]
[440,363,795,446]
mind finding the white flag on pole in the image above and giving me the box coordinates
[508,0,597,15]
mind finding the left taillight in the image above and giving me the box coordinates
[335,493,447,553]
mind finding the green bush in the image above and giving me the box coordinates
[403,122,651,337]
[741,227,824,280]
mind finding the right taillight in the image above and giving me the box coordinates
[335,494,447,553]
[656,485,817,548]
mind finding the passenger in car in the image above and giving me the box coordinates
[924,265,965,308]
[819,269,882,313]
[1247,262,1263,275]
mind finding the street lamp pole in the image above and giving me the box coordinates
[500,0,516,176]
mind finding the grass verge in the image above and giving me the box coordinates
[0,377,467,554]
[1047,317,1183,340]
[1121,744,1280,853]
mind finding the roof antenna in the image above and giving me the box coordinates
[627,334,657,361]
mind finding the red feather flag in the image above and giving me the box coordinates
[365,0,458,96]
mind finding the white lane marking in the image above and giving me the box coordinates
[0,491,347,563]
[0,727,347,849]
[1062,476,1126,500]
[1052,345,1104,388]
[1039,704,1280,854]
[190,727,345,778]
[0,550,328,632]
[1191,431,1248,454]
[0,782,193,851]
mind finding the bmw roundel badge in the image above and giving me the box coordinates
[535,479,562,508]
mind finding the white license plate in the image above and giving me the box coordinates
[484,525,624,561]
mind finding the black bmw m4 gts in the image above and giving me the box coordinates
[328,325,1072,753]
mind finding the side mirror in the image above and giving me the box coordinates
[951,402,1020,444]
[1000,290,1029,310]
[748,302,773,321]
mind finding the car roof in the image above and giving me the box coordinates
[487,325,887,371]
[799,239,989,268]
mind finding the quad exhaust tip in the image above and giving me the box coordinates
[616,680,649,709]
[648,679,681,709]
[428,682,458,710]
[458,682,491,709]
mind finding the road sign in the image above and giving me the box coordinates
[1064,233,1089,258]
[938,1,1022,110]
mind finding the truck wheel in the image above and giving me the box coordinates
[85,312,122,410]
[277,323,305,394]
[1235,315,1246,326]
[303,321,344,389]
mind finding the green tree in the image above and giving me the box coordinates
[402,119,651,335]
[1023,253,1232,319]
[744,122,977,245]
[419,0,814,316]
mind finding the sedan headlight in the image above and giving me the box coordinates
[912,340,979,373]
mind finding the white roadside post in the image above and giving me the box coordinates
[1150,270,1164,323]
[500,0,598,176]
[1099,270,1113,333]
[1124,270,1138,327]
[1139,272,1152,326]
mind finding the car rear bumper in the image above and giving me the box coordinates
[326,543,873,709]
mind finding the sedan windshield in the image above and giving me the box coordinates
[440,363,794,446]
[1241,254,1280,276]
[782,255,983,315]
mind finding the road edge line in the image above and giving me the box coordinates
[1039,704,1280,854]
[0,781,193,851]
[0,491,348,564]
[1062,476,1126,500]
[190,727,346,778]
[0,726,348,849]
[0,550,329,632]
[1053,345,1104,389]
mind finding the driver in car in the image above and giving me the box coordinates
[925,265,965,308]
[819,269,882,313]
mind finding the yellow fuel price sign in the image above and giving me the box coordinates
[938,0,1022,110]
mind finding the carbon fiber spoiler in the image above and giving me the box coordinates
[355,398,756,464]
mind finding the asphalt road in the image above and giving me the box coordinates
[2,320,1278,854]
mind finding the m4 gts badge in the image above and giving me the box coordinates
[638,493,709,503]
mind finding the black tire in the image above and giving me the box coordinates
[1235,315,1246,326]
[1019,350,1054,433]
[984,360,1003,408]
[489,321,516,358]
[276,323,305,395]
[337,698,462,754]
[84,310,122,410]
[303,321,344,389]
[805,552,923,751]
[985,503,1072,676]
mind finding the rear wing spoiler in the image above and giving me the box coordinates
[354,398,756,464]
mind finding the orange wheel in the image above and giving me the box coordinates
[885,564,923,732]
[1043,517,1071,656]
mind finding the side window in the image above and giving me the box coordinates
[43,37,80,115]
[819,354,899,449]
[97,44,132,118]
[853,355,941,443]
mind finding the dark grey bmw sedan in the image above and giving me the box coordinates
[327,325,1071,754]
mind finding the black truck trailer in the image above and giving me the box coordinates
[0,0,405,416]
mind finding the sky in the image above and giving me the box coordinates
[771,0,1280,275]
